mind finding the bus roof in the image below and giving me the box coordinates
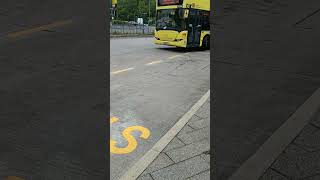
[156,0,210,11]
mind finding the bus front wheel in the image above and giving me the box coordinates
[202,36,210,50]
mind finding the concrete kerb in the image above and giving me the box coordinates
[118,90,210,180]
[229,87,320,180]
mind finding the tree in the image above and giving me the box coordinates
[116,0,156,23]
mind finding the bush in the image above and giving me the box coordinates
[112,20,128,25]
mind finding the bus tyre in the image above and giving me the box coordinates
[202,36,210,50]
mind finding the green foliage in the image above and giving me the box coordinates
[115,0,156,24]
[112,19,128,24]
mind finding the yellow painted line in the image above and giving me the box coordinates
[110,116,119,124]
[6,19,73,39]
[168,54,183,59]
[111,67,135,75]
[5,176,24,180]
[145,60,163,66]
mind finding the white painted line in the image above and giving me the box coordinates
[229,87,320,180]
[194,51,210,55]
[118,90,210,180]
[168,54,183,59]
[145,60,163,66]
[111,67,135,75]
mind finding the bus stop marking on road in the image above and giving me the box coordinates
[110,116,151,155]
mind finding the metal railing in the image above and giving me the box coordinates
[110,23,155,35]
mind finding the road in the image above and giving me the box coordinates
[213,0,320,179]
[0,1,108,179]
[110,37,210,179]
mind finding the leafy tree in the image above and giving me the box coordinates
[115,0,156,24]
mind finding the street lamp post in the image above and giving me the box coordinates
[148,0,151,25]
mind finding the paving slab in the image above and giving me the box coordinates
[188,170,210,180]
[150,156,209,180]
[257,112,320,179]
[166,138,210,163]
[137,99,211,180]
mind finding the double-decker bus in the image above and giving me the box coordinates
[154,0,210,49]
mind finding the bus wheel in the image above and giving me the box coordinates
[202,36,210,50]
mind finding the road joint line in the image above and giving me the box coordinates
[229,87,320,180]
[118,90,210,180]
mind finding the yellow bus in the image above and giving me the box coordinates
[154,0,210,49]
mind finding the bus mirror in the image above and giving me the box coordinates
[183,9,189,18]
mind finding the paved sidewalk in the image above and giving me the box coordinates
[137,99,211,180]
[260,109,320,180]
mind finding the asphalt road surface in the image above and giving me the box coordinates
[213,0,320,179]
[0,1,108,179]
[110,37,210,180]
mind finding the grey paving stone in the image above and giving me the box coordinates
[195,101,210,119]
[141,153,174,176]
[178,126,210,144]
[188,118,209,130]
[163,137,186,152]
[188,170,210,180]
[294,124,320,152]
[177,125,194,136]
[271,144,320,179]
[310,112,320,128]
[189,114,203,123]
[200,153,210,164]
[259,169,288,180]
[137,174,154,180]
[303,174,320,180]
[166,139,210,163]
[151,156,210,180]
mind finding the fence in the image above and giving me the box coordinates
[110,23,155,35]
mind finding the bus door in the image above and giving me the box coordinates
[187,10,201,47]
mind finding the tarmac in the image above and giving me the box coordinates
[213,0,320,179]
[0,1,109,179]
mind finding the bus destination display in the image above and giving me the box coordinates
[158,0,181,6]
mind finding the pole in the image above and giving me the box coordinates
[148,0,150,25]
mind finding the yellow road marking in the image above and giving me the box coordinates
[145,60,163,66]
[110,125,151,154]
[168,54,183,59]
[6,19,73,39]
[110,117,119,124]
[5,176,24,180]
[111,67,135,75]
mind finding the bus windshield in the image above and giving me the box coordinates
[156,9,186,31]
